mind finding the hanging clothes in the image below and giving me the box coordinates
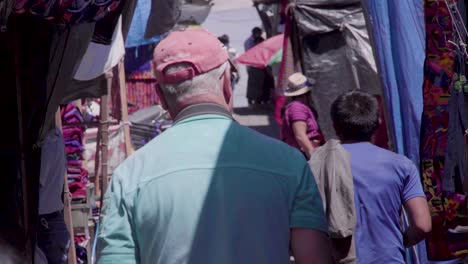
[13,0,125,25]
[61,105,89,199]
[443,45,468,194]
[123,43,160,114]
[421,0,468,260]
[275,5,301,125]
[0,0,13,31]
[74,17,125,81]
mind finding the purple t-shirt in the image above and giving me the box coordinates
[342,142,425,264]
[281,101,323,151]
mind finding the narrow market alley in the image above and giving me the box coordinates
[203,3,280,139]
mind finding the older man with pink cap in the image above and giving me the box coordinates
[96,29,331,264]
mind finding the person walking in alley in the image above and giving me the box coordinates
[282,73,324,159]
[97,29,332,264]
[244,27,271,104]
[218,34,240,90]
[331,91,431,263]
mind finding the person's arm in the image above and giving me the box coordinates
[97,171,138,264]
[291,228,334,264]
[290,162,333,263]
[403,197,431,248]
[401,163,432,248]
[292,121,315,158]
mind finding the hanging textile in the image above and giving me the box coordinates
[360,1,427,262]
[123,43,160,114]
[13,0,125,25]
[360,0,425,164]
[61,105,89,199]
[125,0,162,47]
[275,5,301,125]
[421,0,468,260]
[126,81,159,114]
[74,17,125,81]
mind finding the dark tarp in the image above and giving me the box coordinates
[145,0,181,38]
[293,0,382,140]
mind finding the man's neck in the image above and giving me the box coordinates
[170,96,231,119]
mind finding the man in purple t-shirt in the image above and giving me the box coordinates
[330,91,431,264]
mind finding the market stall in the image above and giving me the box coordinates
[259,0,468,263]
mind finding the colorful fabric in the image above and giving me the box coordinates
[13,0,123,25]
[124,44,157,79]
[126,81,159,114]
[61,104,89,198]
[422,0,468,260]
[275,6,300,125]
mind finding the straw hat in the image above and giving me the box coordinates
[284,72,314,97]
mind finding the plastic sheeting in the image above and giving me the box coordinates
[294,0,381,139]
[361,0,425,165]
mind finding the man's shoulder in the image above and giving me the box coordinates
[312,139,348,160]
[237,123,303,154]
[371,145,413,166]
[235,124,308,173]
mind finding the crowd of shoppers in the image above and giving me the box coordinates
[96,28,432,264]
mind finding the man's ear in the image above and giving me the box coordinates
[155,84,169,110]
[222,67,233,109]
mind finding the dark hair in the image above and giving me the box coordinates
[252,27,262,35]
[218,34,229,45]
[331,90,379,142]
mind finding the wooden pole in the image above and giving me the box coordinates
[56,110,77,264]
[118,60,134,157]
[94,125,101,197]
[100,72,112,195]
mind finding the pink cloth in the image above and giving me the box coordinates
[281,101,324,151]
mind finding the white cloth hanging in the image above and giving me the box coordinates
[74,17,125,81]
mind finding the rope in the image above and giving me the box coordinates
[444,0,468,59]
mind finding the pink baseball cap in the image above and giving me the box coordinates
[154,29,233,84]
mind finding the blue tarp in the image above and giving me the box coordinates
[361,1,426,263]
[125,0,161,48]
[361,0,425,165]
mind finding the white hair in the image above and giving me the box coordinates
[159,61,229,105]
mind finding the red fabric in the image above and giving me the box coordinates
[127,80,160,114]
[235,34,284,69]
[371,95,389,149]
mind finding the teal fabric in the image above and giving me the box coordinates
[97,114,327,264]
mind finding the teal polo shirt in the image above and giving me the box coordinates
[97,114,327,264]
